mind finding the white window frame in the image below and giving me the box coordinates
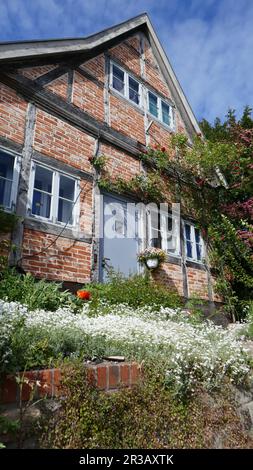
[27,161,80,228]
[147,90,174,130]
[0,148,21,211]
[147,206,181,257]
[110,61,142,108]
[183,221,205,263]
[160,211,181,257]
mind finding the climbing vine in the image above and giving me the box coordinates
[96,106,253,318]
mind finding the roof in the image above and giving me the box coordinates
[0,13,201,136]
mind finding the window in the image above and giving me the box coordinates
[148,92,158,118]
[111,63,141,106]
[112,64,125,95]
[184,222,204,262]
[29,163,79,226]
[0,149,20,210]
[148,91,174,128]
[148,207,180,256]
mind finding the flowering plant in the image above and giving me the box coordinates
[137,247,166,264]
[76,290,91,301]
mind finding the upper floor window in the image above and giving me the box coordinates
[28,162,79,227]
[148,91,174,128]
[111,63,141,106]
[184,222,204,262]
[0,149,20,210]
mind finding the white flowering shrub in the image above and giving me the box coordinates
[0,299,251,395]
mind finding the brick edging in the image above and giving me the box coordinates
[0,361,141,404]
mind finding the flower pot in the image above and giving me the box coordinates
[146,257,159,269]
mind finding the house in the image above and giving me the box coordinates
[0,13,218,303]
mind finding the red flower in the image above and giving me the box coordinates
[77,290,91,300]
[161,147,166,152]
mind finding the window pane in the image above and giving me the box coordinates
[32,190,51,218]
[185,224,191,241]
[59,175,75,201]
[196,243,202,260]
[58,199,74,224]
[129,77,139,105]
[195,228,200,243]
[0,152,14,207]
[186,241,192,258]
[0,179,12,207]
[148,92,158,117]
[112,65,124,94]
[34,165,52,193]
[162,101,170,126]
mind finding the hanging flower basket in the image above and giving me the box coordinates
[137,247,166,269]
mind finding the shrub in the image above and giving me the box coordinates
[0,268,81,312]
[41,363,253,449]
[87,273,182,310]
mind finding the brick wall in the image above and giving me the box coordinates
[100,142,141,181]
[22,229,92,283]
[0,362,141,404]
[33,109,94,172]
[187,267,209,300]
[109,94,145,144]
[0,83,27,144]
[109,35,141,76]
[152,262,184,297]
[46,73,68,100]
[80,54,105,83]
[73,70,104,122]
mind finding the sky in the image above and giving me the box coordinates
[0,0,252,123]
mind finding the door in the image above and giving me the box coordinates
[101,194,140,281]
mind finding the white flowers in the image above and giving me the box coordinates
[0,299,251,395]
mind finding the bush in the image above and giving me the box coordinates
[0,268,81,312]
[41,364,253,449]
[87,273,182,310]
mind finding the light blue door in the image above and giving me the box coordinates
[101,195,139,281]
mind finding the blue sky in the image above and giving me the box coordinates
[0,0,252,123]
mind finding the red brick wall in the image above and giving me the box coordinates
[0,83,27,144]
[33,109,94,172]
[109,35,141,75]
[80,54,105,83]
[46,73,68,100]
[109,94,145,144]
[100,142,141,181]
[152,262,184,297]
[73,70,104,122]
[0,362,141,404]
[148,120,173,149]
[22,228,92,283]
[187,267,209,300]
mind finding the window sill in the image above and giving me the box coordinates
[185,258,206,270]
[24,217,92,243]
[147,112,175,133]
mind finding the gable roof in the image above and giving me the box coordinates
[0,13,201,137]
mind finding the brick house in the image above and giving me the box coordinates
[0,13,218,304]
